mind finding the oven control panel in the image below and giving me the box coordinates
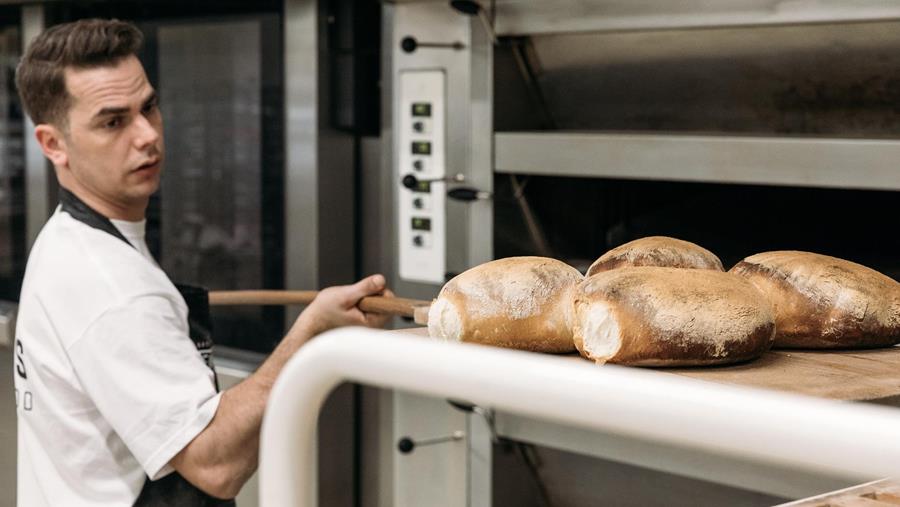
[398,70,446,284]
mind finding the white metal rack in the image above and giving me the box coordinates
[259,328,900,506]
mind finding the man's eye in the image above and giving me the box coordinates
[104,117,123,129]
[142,101,158,114]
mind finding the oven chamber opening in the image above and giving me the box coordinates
[493,20,900,278]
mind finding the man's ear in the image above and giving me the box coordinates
[34,124,68,169]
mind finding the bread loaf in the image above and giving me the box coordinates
[730,251,900,349]
[587,236,723,276]
[427,256,583,352]
[573,267,775,366]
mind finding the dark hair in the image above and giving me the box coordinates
[15,18,143,126]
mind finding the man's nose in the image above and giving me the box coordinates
[132,114,160,149]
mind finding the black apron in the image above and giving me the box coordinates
[59,188,235,506]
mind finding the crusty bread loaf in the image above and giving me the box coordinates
[730,251,900,349]
[428,256,583,352]
[573,267,775,366]
[587,236,724,276]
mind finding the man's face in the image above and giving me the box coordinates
[57,55,164,218]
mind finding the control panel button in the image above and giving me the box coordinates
[413,159,424,171]
[412,118,432,135]
[412,194,431,211]
[411,232,432,248]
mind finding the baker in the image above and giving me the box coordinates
[13,18,390,506]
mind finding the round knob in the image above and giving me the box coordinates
[402,174,418,189]
[413,121,425,133]
[413,198,424,209]
[412,159,424,171]
[396,431,465,455]
[413,235,424,247]
[401,36,417,53]
[397,437,415,454]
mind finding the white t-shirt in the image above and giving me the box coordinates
[14,207,221,506]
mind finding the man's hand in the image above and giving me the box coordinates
[291,274,394,339]
[170,275,393,498]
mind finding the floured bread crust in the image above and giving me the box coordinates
[587,236,724,276]
[427,256,583,352]
[573,267,775,366]
[730,251,900,349]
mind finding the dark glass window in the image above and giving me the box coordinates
[0,8,26,301]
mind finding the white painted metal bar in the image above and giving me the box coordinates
[495,132,900,190]
[260,328,900,506]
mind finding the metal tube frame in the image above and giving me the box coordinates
[259,328,900,506]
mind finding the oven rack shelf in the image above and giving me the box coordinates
[494,132,900,191]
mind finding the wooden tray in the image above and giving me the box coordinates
[777,479,900,506]
[399,327,900,402]
[665,347,900,401]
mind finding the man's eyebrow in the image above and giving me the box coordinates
[92,105,129,119]
[91,91,158,119]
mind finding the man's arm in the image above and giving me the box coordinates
[169,274,391,499]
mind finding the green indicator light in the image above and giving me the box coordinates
[412,141,432,155]
[412,103,432,117]
[411,217,432,231]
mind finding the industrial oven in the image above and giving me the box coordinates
[380,1,900,506]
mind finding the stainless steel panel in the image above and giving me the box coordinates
[495,411,853,500]
[285,3,356,507]
[360,136,386,279]
[495,132,900,191]
[388,1,494,302]
[379,5,398,293]
[393,392,469,507]
[0,348,15,507]
[494,0,900,36]
[285,0,320,309]
[21,4,46,250]
[285,0,354,302]
[373,10,399,507]
[467,410,493,507]
[464,13,493,277]
[359,386,395,507]
[498,21,900,137]
[493,444,789,507]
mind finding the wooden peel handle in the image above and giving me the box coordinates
[209,290,319,306]
[208,290,431,321]
[359,296,430,320]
